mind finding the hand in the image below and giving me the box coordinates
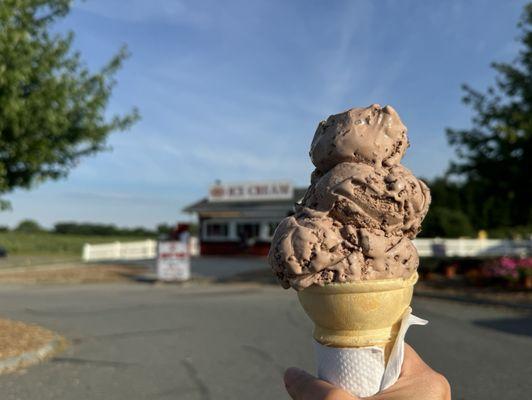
[284,344,451,400]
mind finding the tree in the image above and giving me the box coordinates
[156,223,173,235]
[0,0,139,208]
[15,219,43,232]
[420,207,474,238]
[419,177,475,238]
[54,221,156,236]
[446,3,532,230]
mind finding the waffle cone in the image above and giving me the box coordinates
[297,272,418,360]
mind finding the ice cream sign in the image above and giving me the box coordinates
[208,181,293,202]
[157,241,190,281]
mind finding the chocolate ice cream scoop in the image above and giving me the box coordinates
[310,104,408,173]
[303,163,430,237]
[269,212,352,290]
[269,104,431,290]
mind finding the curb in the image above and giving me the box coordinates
[414,290,532,311]
[0,335,63,374]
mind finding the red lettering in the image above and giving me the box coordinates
[159,252,188,258]
[279,184,290,194]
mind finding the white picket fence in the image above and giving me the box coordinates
[82,237,531,262]
[413,238,531,257]
[82,238,200,262]
[82,240,157,261]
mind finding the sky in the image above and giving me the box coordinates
[2,0,529,229]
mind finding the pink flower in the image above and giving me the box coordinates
[483,257,520,279]
[517,258,532,268]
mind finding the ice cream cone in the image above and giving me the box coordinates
[297,272,418,363]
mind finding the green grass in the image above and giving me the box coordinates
[0,231,151,256]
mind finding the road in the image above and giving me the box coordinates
[0,282,530,400]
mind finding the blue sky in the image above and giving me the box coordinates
[2,0,529,229]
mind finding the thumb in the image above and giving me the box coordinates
[284,367,358,400]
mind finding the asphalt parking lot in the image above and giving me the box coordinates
[0,278,530,400]
[132,256,270,280]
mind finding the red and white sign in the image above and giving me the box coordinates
[208,181,293,202]
[157,241,190,281]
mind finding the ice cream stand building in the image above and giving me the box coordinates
[183,181,306,255]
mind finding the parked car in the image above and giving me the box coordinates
[0,246,7,257]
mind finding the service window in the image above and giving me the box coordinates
[205,223,229,238]
[236,223,260,239]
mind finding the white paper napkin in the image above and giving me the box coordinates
[315,308,428,397]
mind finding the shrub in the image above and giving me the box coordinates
[15,219,44,233]
[482,257,532,282]
[420,207,475,238]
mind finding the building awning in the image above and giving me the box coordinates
[183,188,307,218]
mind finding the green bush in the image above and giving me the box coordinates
[14,219,44,233]
[420,207,475,238]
